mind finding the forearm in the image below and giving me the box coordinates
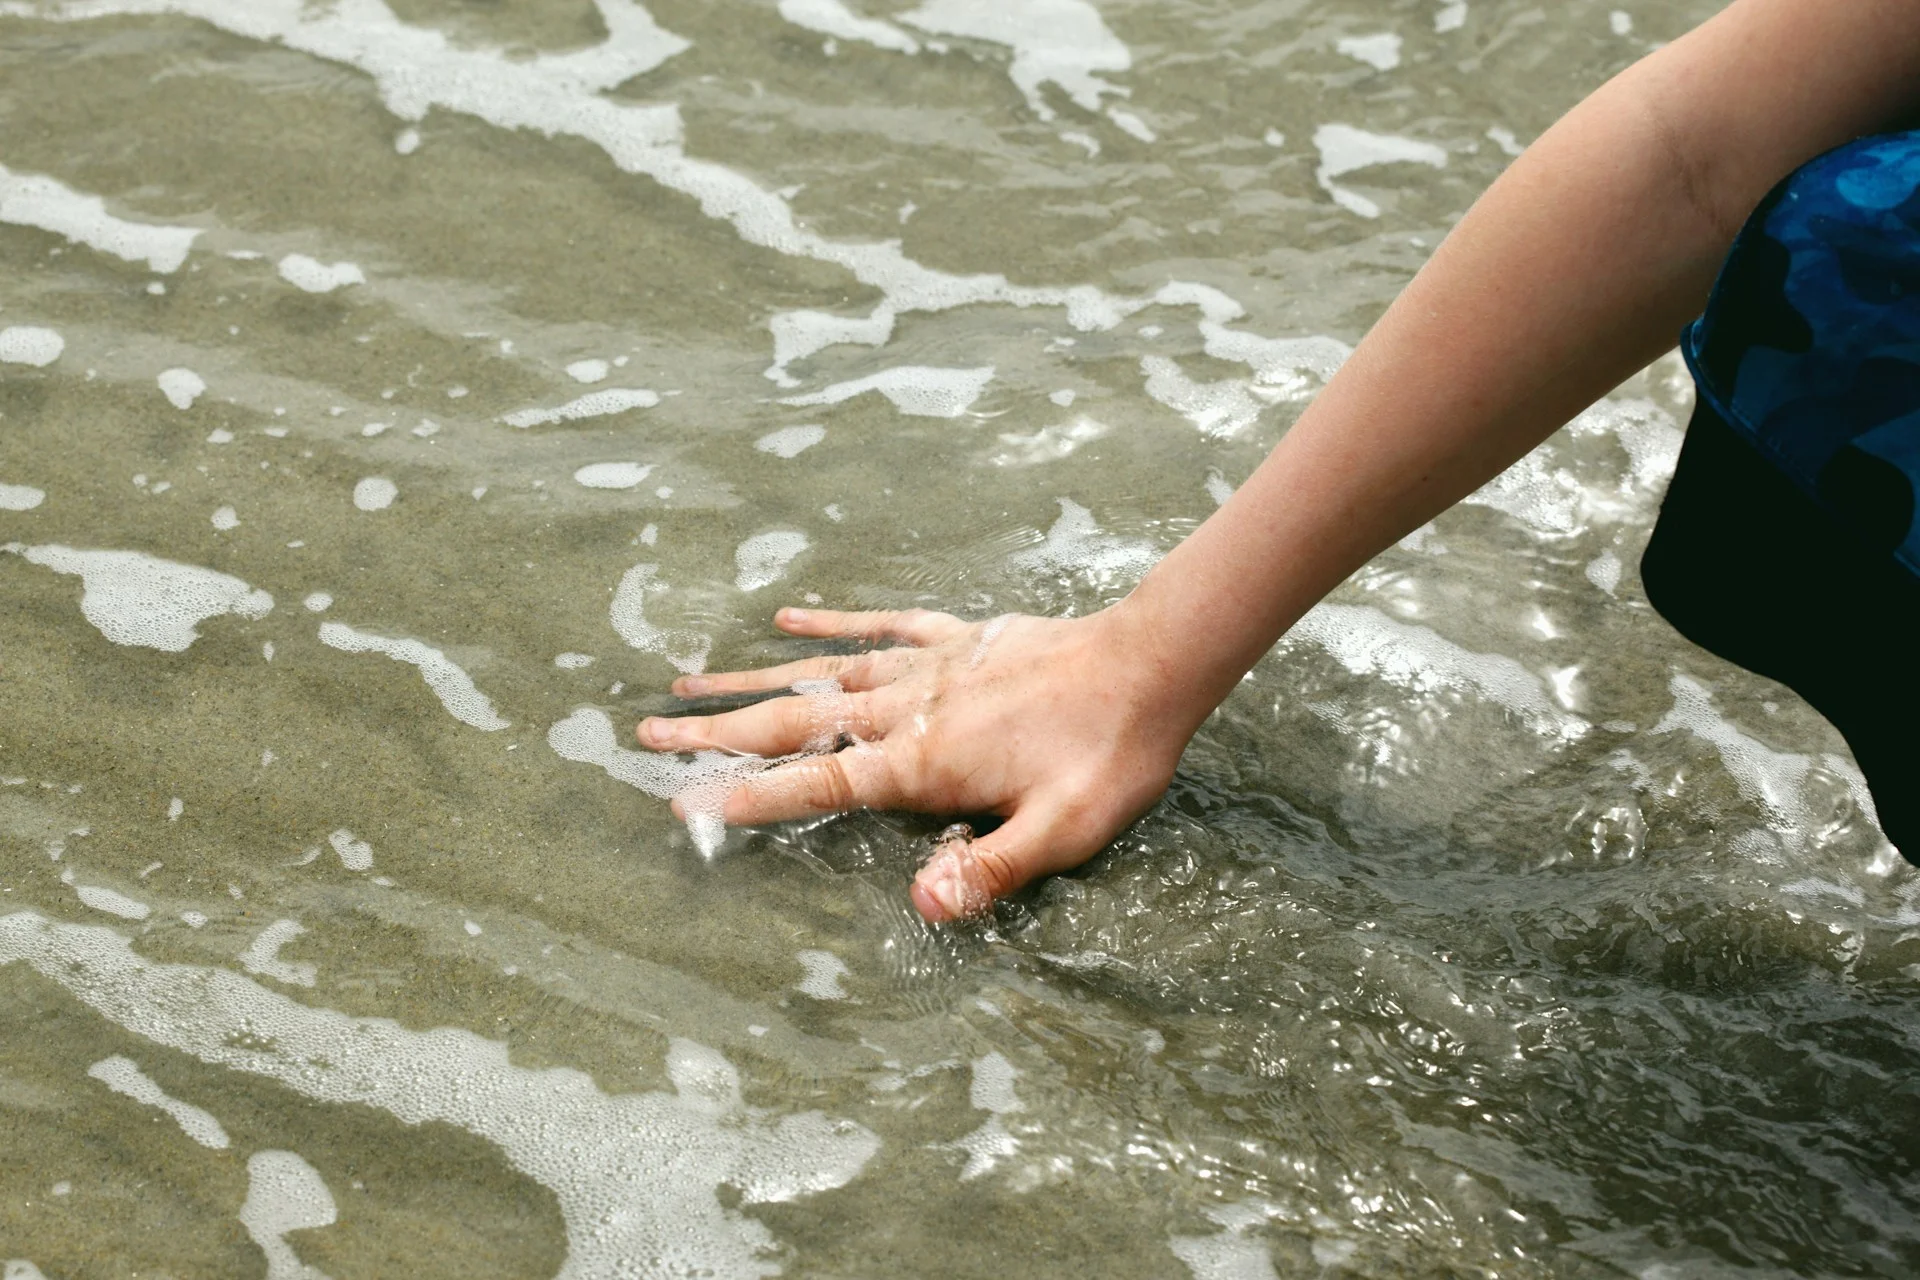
[1122,0,1920,727]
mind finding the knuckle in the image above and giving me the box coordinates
[802,756,857,812]
[967,843,1021,899]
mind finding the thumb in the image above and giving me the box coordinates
[911,805,1071,924]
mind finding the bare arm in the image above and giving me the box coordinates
[1123,0,1920,733]
[645,0,1920,921]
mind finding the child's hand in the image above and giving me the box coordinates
[635,605,1190,922]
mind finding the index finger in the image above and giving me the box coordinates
[774,606,967,647]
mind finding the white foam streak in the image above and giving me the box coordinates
[574,461,655,489]
[610,563,712,674]
[239,1151,336,1280]
[277,253,364,292]
[779,0,919,53]
[0,161,200,271]
[318,621,511,731]
[2,911,881,1280]
[900,0,1135,123]
[88,1055,231,1149]
[74,883,151,920]
[1652,675,1881,837]
[27,0,1242,374]
[1313,123,1447,218]
[4,544,273,651]
[158,367,206,409]
[504,388,660,428]
[547,708,773,858]
[239,918,318,987]
[0,483,46,511]
[755,425,827,458]
[0,326,64,367]
[1288,604,1589,741]
[780,366,993,418]
[735,530,810,591]
[1010,498,1156,588]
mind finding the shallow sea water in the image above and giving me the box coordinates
[3,0,1919,1276]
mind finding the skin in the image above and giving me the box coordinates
[641,0,1920,923]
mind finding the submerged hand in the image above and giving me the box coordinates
[636,605,1191,922]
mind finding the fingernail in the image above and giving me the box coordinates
[783,608,809,623]
[642,718,673,745]
[918,855,969,921]
[679,676,710,695]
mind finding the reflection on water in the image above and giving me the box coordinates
[2,0,1916,1276]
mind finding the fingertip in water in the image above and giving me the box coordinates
[777,607,809,629]
[674,676,710,696]
[909,878,950,924]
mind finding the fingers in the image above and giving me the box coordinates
[639,688,888,757]
[670,649,906,698]
[774,606,967,647]
[911,804,1082,924]
[710,741,903,824]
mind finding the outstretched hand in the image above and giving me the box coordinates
[636,605,1192,922]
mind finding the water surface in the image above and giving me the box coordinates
[3,1,1917,1276]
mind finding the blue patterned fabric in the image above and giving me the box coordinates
[1683,130,1920,577]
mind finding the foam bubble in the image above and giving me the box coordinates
[795,950,850,1000]
[4,544,273,651]
[573,461,654,489]
[352,476,397,511]
[610,563,711,673]
[1609,9,1632,35]
[0,326,63,367]
[0,483,46,511]
[74,883,150,920]
[1313,123,1447,218]
[87,1055,230,1149]
[554,652,594,669]
[4,1262,49,1280]
[157,367,206,410]
[953,1051,1024,1181]
[303,591,333,612]
[277,253,364,293]
[1336,32,1402,70]
[735,530,809,591]
[1585,551,1621,594]
[239,1150,336,1279]
[780,366,993,418]
[1170,1203,1283,1280]
[547,707,774,858]
[319,621,511,731]
[754,424,826,458]
[1435,1,1467,31]
[327,829,373,871]
[565,358,610,383]
[0,162,200,272]
[211,505,239,531]
[503,388,659,428]
[239,919,317,987]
